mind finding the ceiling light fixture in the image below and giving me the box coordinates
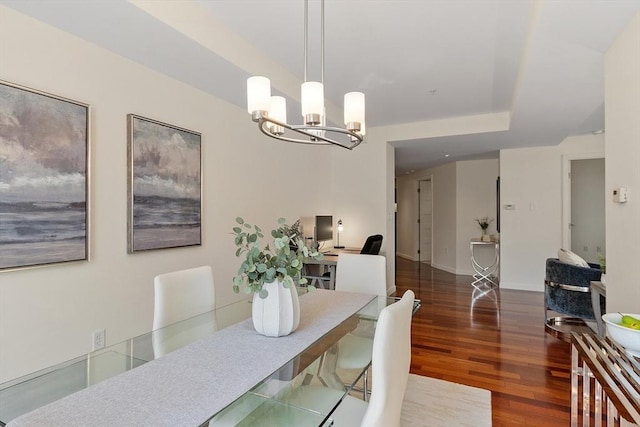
[246,0,365,150]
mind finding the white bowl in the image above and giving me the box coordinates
[602,313,640,357]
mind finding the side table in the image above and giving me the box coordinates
[590,280,606,336]
[470,239,499,288]
[571,332,640,426]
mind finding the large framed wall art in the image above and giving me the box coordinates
[0,81,90,270]
[127,114,202,253]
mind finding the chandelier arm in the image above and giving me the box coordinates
[258,116,363,150]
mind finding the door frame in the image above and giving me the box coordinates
[561,152,605,251]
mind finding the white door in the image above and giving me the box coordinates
[570,158,605,264]
[419,180,432,263]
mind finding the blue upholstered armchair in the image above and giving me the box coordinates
[545,258,605,340]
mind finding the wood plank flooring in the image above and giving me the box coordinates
[393,258,571,426]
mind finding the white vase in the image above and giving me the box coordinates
[600,273,607,285]
[252,279,300,337]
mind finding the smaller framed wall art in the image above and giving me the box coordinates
[0,80,90,271]
[127,114,202,253]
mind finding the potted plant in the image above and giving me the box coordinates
[599,256,606,285]
[232,217,323,337]
[475,217,493,241]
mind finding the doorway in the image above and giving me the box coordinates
[562,156,605,264]
[418,179,432,263]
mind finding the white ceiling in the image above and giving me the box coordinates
[4,0,638,175]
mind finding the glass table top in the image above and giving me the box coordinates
[0,293,420,426]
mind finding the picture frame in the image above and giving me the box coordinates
[127,114,202,253]
[0,80,90,271]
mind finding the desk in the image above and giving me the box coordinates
[470,239,499,288]
[1,291,419,427]
[304,247,361,290]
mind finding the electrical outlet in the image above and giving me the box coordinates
[583,246,588,252]
[92,329,105,351]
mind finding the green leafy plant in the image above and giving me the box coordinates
[232,217,323,298]
[475,217,493,232]
[599,256,606,274]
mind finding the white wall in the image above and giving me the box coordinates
[604,13,640,313]
[396,162,458,273]
[395,159,498,274]
[499,134,605,291]
[328,127,394,293]
[0,7,340,382]
[455,159,499,275]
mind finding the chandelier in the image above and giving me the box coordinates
[246,0,365,150]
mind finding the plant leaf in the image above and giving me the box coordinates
[259,288,269,299]
[236,217,244,224]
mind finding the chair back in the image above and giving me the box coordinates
[335,254,387,296]
[545,258,602,319]
[360,290,415,427]
[152,266,216,357]
[360,234,383,255]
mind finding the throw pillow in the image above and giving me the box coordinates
[558,248,590,268]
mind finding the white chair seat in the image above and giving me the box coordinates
[336,333,373,370]
[284,385,369,427]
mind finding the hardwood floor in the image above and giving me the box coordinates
[393,257,572,426]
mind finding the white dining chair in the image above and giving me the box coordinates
[334,254,387,296]
[333,254,387,398]
[152,266,216,358]
[284,290,415,427]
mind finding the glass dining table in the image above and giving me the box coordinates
[0,290,420,427]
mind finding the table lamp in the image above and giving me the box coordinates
[334,219,345,249]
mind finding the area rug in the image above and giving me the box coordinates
[400,374,492,427]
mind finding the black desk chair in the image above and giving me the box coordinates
[360,234,383,255]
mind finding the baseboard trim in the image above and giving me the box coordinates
[431,263,457,275]
[397,252,417,261]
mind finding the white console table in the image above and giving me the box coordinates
[470,239,499,288]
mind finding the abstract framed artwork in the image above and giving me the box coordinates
[0,81,90,270]
[127,115,202,253]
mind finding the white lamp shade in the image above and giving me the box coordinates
[344,92,365,125]
[301,81,324,117]
[270,96,287,123]
[247,76,271,114]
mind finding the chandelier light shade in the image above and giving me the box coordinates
[247,76,271,116]
[301,81,324,124]
[344,92,365,132]
[246,0,364,149]
[269,96,287,135]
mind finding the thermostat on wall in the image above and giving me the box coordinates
[613,187,628,203]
